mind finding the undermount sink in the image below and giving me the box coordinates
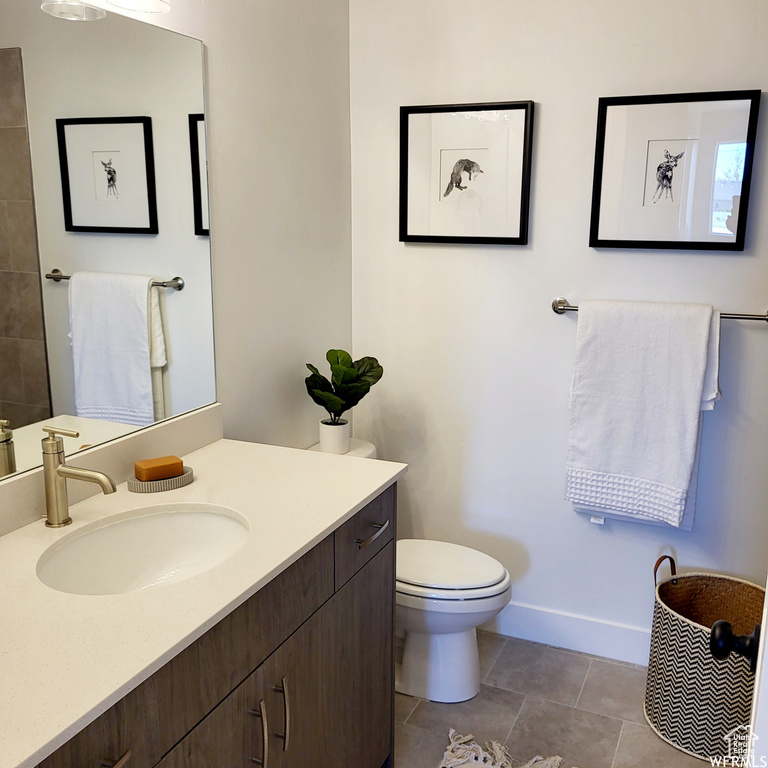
[36,503,250,595]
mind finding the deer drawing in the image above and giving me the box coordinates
[101,159,119,199]
[444,159,484,197]
[652,150,684,203]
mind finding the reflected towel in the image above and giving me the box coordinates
[69,271,166,427]
[565,300,719,528]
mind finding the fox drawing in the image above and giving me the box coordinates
[444,159,484,197]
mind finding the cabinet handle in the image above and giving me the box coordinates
[273,676,291,751]
[355,519,389,549]
[100,750,131,768]
[248,700,269,767]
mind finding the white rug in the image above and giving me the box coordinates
[437,729,575,768]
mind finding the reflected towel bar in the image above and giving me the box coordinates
[45,269,184,291]
[551,297,768,323]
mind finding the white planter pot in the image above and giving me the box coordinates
[318,419,350,454]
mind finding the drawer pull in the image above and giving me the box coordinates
[355,519,390,549]
[248,700,269,766]
[273,676,291,751]
[100,750,131,768]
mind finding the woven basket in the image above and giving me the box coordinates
[644,555,764,761]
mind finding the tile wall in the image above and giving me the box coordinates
[0,47,51,429]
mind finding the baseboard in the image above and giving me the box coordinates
[482,600,652,666]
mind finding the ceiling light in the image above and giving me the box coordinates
[106,0,170,12]
[41,0,106,20]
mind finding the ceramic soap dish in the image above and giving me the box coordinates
[127,466,194,493]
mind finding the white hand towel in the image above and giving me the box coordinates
[69,271,164,427]
[565,300,717,528]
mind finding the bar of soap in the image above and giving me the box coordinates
[134,455,184,482]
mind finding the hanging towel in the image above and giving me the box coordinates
[69,271,167,427]
[565,300,719,528]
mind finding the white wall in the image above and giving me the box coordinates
[350,0,768,662]
[0,1,216,420]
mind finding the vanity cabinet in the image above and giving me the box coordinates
[34,484,396,768]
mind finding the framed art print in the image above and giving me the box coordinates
[589,90,760,250]
[188,113,210,237]
[56,116,159,234]
[399,100,535,245]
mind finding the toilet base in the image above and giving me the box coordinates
[396,627,480,703]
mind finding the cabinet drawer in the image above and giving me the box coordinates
[334,484,395,589]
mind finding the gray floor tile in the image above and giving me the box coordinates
[486,638,591,707]
[395,691,420,723]
[407,684,525,745]
[505,698,622,768]
[576,658,647,724]
[613,722,703,767]
[395,721,450,768]
[478,629,507,682]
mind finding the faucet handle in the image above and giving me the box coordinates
[41,426,80,454]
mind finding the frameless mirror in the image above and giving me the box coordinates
[0,0,215,477]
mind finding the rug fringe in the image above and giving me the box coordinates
[437,729,571,768]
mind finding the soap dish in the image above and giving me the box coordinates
[127,466,193,493]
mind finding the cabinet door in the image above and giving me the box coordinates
[259,599,336,767]
[155,667,268,768]
[261,541,394,768]
[34,703,130,768]
[330,540,394,768]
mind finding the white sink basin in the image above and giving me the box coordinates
[36,503,249,595]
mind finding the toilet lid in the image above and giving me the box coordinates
[397,539,507,591]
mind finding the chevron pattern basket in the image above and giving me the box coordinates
[644,556,764,761]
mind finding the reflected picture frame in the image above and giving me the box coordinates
[188,113,210,237]
[589,90,761,251]
[399,100,535,245]
[56,116,158,235]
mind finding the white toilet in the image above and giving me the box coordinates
[395,539,512,703]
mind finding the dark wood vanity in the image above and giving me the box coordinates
[35,484,396,768]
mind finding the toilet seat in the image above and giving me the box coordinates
[396,570,511,601]
[396,539,510,600]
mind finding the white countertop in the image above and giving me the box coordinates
[0,438,407,768]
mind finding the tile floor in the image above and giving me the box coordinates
[394,632,704,767]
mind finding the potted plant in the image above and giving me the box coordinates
[305,349,383,454]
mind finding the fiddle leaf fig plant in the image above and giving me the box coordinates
[305,349,384,424]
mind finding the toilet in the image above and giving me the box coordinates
[395,539,511,703]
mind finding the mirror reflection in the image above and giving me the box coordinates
[0,0,215,478]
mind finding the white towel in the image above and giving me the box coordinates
[69,271,167,427]
[565,300,719,528]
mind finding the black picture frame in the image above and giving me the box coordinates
[399,101,535,245]
[56,116,158,235]
[589,90,761,250]
[188,113,210,237]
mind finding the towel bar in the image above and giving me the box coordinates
[552,297,768,323]
[45,269,184,291]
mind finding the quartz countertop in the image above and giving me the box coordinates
[0,438,407,768]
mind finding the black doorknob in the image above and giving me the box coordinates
[710,620,761,674]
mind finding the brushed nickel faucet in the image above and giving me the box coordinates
[0,420,16,478]
[42,427,117,528]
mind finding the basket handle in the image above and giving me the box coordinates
[654,555,677,586]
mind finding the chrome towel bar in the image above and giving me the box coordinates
[552,297,768,323]
[45,268,184,291]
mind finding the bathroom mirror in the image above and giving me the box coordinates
[0,0,215,477]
